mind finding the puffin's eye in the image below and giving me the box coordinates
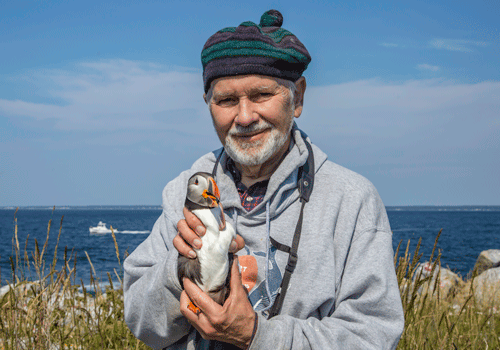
[194,178,199,185]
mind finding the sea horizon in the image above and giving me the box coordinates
[1,204,499,279]
[2,205,500,211]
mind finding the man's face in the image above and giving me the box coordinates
[207,75,302,167]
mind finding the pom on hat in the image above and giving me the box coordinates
[201,10,311,93]
[260,9,283,28]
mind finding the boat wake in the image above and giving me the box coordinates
[90,221,149,234]
[118,230,150,234]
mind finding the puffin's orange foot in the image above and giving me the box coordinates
[187,302,201,315]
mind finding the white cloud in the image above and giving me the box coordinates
[296,78,500,205]
[2,62,499,154]
[417,64,440,72]
[429,39,488,52]
[300,78,500,162]
[3,62,498,146]
[2,61,500,205]
[0,59,208,132]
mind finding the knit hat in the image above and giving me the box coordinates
[201,9,311,93]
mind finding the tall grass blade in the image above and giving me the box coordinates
[111,226,121,268]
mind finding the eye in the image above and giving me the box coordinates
[252,92,273,102]
[216,97,237,106]
[194,178,199,185]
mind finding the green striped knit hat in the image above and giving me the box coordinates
[201,9,311,93]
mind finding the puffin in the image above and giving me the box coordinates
[178,172,236,313]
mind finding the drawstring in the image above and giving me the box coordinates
[261,201,273,312]
[232,204,274,312]
[233,208,238,235]
[214,138,314,318]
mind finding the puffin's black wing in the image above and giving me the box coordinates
[178,256,202,289]
[177,253,234,306]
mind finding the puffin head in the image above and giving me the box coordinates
[186,172,221,209]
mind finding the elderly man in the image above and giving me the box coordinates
[124,9,404,350]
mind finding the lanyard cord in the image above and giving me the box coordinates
[267,198,306,318]
[267,139,314,319]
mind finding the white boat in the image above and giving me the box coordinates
[89,221,117,234]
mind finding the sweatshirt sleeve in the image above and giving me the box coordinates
[123,155,218,349]
[123,209,189,349]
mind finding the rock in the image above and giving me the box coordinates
[0,280,42,298]
[0,284,11,298]
[473,249,500,277]
[473,266,500,308]
[414,261,464,298]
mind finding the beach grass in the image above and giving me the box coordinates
[1,210,499,349]
[0,208,149,349]
[395,231,500,349]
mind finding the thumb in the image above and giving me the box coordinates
[230,256,244,292]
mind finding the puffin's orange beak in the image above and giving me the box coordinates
[202,177,221,208]
[208,177,220,199]
[204,177,226,230]
[202,190,218,207]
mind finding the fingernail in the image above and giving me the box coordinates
[195,226,205,236]
[229,241,237,252]
[193,239,202,249]
[188,250,197,259]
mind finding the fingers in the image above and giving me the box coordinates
[183,207,206,236]
[175,208,244,258]
[180,290,214,341]
[183,278,222,316]
[180,290,200,321]
[229,234,246,253]
[181,270,255,348]
[174,208,206,258]
[230,257,244,292]
[177,218,202,248]
[173,232,197,259]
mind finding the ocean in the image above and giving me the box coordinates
[1,206,499,287]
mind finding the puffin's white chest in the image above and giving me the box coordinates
[192,207,235,292]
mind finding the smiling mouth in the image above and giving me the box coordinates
[231,128,270,139]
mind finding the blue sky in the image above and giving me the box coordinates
[1,0,499,206]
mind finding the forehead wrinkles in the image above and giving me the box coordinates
[214,83,278,98]
[212,77,287,97]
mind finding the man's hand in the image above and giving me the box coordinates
[180,258,257,349]
[174,207,245,258]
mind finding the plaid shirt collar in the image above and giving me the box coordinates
[226,157,269,212]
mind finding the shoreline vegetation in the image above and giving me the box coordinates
[1,209,499,349]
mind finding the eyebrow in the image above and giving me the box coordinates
[212,91,235,100]
[249,85,277,93]
[213,84,280,99]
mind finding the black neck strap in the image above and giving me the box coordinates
[211,140,315,319]
[212,149,224,179]
[268,140,314,318]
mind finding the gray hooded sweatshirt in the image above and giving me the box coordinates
[123,127,404,350]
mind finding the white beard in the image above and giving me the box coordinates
[224,117,294,166]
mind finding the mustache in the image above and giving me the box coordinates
[228,121,273,136]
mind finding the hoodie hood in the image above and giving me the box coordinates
[213,125,328,222]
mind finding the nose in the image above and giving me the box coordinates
[235,98,259,126]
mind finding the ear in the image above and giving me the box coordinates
[203,93,208,104]
[293,77,306,118]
